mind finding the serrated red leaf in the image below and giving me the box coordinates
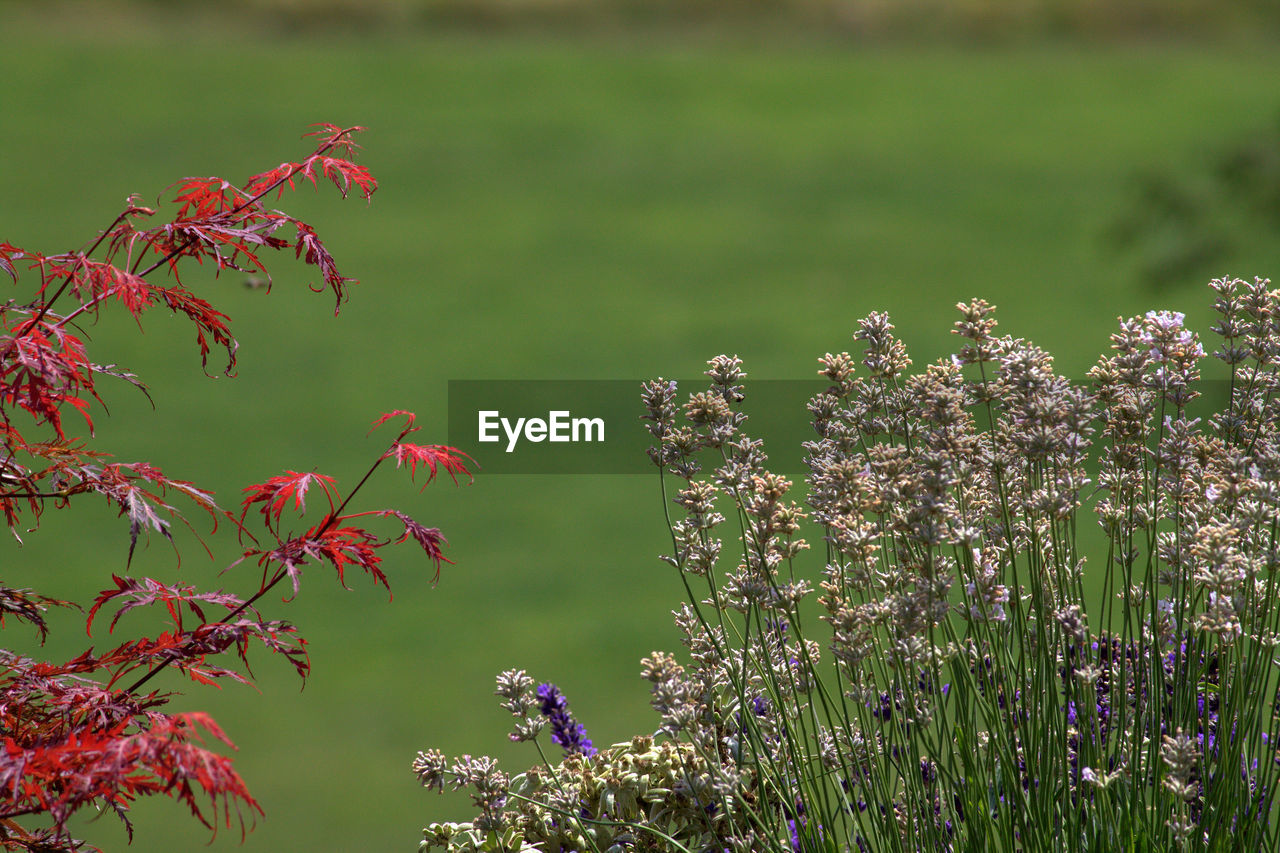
[369,409,416,434]
[377,509,451,584]
[257,523,388,597]
[384,442,475,486]
[239,471,338,536]
[88,575,247,637]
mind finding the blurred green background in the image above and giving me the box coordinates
[2,1,1279,850]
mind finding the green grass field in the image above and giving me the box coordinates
[2,20,1279,852]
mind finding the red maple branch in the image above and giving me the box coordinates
[0,125,464,851]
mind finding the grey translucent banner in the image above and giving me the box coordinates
[447,378,1238,475]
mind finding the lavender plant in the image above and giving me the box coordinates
[415,277,1280,852]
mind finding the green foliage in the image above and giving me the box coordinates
[1111,113,1280,291]
[45,0,1280,40]
[422,737,744,853]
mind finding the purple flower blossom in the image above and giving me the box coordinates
[537,683,597,757]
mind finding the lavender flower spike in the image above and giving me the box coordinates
[537,683,597,757]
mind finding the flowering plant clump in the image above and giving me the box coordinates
[416,277,1280,851]
[0,126,470,851]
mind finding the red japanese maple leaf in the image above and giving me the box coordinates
[239,471,338,536]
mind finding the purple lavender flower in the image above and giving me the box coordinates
[537,683,597,757]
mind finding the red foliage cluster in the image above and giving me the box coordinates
[0,125,470,850]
